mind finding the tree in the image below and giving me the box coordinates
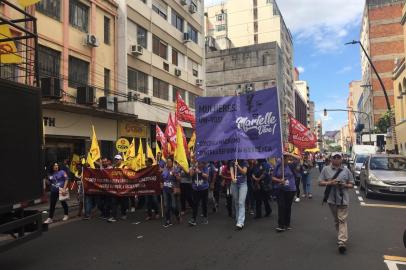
[375,111,391,134]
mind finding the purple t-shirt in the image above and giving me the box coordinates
[234,160,248,185]
[191,166,210,191]
[272,162,297,192]
[162,167,179,192]
[49,170,67,193]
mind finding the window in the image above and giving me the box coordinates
[137,25,148,48]
[171,10,184,32]
[172,49,178,66]
[152,35,167,59]
[187,24,198,43]
[69,0,89,32]
[152,0,167,20]
[68,56,89,88]
[189,92,197,109]
[36,0,60,20]
[215,24,226,32]
[216,13,225,21]
[38,45,61,78]
[104,17,110,44]
[172,87,185,102]
[188,58,198,77]
[128,68,148,94]
[153,78,169,100]
[104,68,110,95]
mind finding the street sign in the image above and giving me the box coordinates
[116,138,130,153]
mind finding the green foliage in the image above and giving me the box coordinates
[375,111,391,133]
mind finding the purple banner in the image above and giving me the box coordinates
[195,88,283,162]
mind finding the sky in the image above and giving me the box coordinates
[205,0,365,132]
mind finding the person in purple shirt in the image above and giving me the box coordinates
[161,157,181,228]
[188,161,209,226]
[230,159,249,230]
[272,153,299,232]
[44,163,69,224]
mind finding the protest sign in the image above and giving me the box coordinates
[195,88,283,161]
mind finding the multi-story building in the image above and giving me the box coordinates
[340,124,351,153]
[347,80,363,145]
[315,120,323,150]
[1,0,127,164]
[116,0,205,143]
[205,0,294,116]
[294,80,310,127]
[308,101,315,131]
[392,4,406,155]
[360,0,405,127]
[294,87,307,126]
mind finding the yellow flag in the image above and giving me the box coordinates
[188,131,196,151]
[17,0,41,7]
[70,154,80,175]
[147,143,156,164]
[155,142,161,158]
[86,125,101,168]
[137,138,146,169]
[174,125,189,173]
[126,138,136,160]
[0,25,22,64]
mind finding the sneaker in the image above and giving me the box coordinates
[121,215,127,220]
[62,215,69,221]
[301,194,306,198]
[176,215,182,224]
[145,216,152,221]
[275,227,286,232]
[188,219,197,226]
[249,210,255,215]
[338,244,347,254]
[107,217,117,223]
[308,194,313,199]
[163,221,173,228]
[286,226,292,230]
[44,218,53,224]
[180,211,185,216]
[155,214,160,219]
[202,218,208,225]
[130,207,136,213]
[82,216,90,220]
[235,224,244,230]
[294,197,300,203]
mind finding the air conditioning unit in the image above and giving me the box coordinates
[143,97,151,105]
[99,96,118,111]
[189,4,197,14]
[196,79,203,86]
[180,0,187,5]
[175,68,181,76]
[41,77,61,99]
[131,44,143,56]
[86,34,99,47]
[77,86,95,105]
[183,32,191,43]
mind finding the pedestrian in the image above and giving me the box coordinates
[252,159,272,219]
[318,152,354,254]
[293,160,302,203]
[316,153,325,172]
[179,159,194,216]
[44,162,69,224]
[230,159,249,230]
[272,153,298,232]
[220,161,233,217]
[246,160,256,216]
[107,155,128,223]
[188,161,210,226]
[207,161,219,213]
[211,161,222,213]
[301,155,312,199]
[145,158,160,220]
[162,157,181,228]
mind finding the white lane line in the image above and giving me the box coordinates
[355,190,359,194]
[358,196,364,202]
[360,202,366,206]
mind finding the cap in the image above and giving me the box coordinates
[114,154,123,160]
[331,152,342,158]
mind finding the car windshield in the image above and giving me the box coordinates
[355,155,368,163]
[369,157,406,171]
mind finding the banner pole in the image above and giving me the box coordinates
[160,194,164,218]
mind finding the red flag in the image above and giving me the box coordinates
[165,113,177,154]
[288,115,317,149]
[176,92,196,128]
[156,125,168,157]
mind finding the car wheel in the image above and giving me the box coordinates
[365,183,373,199]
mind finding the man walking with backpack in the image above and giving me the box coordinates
[319,152,354,254]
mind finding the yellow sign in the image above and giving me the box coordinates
[119,121,147,138]
[0,25,22,64]
[116,138,130,153]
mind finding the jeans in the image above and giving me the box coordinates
[317,162,324,172]
[302,174,311,194]
[254,187,271,218]
[180,183,193,212]
[224,185,233,217]
[84,194,96,218]
[163,190,180,222]
[146,195,159,217]
[192,189,208,219]
[109,196,129,218]
[276,190,295,228]
[49,191,68,218]
[231,182,248,226]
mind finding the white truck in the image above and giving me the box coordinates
[350,145,377,183]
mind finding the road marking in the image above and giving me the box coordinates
[355,190,359,194]
[361,203,406,209]
[384,256,406,262]
[357,196,364,202]
[360,202,365,206]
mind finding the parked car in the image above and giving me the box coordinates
[359,154,406,198]
[351,154,369,183]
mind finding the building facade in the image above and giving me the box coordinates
[392,4,406,155]
[360,0,405,127]
[294,87,307,126]
[294,80,310,127]
[347,80,364,145]
[308,101,315,132]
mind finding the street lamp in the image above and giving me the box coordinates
[345,40,398,153]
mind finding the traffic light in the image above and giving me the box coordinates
[324,109,327,117]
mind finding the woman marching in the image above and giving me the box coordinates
[272,153,299,232]
[230,159,249,230]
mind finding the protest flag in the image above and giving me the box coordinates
[147,143,156,164]
[174,125,189,173]
[176,92,196,128]
[17,0,41,7]
[86,125,100,169]
[0,25,22,64]
[70,154,80,175]
[165,113,177,151]
[188,131,196,152]
[135,138,146,170]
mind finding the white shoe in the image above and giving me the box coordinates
[130,207,136,213]
[44,218,53,224]
[294,197,300,203]
[121,215,127,220]
[62,215,69,221]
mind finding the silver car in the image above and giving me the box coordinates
[360,154,406,198]
[351,154,369,183]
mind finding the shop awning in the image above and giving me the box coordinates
[42,100,138,121]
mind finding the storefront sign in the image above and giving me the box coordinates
[119,121,147,138]
[82,165,162,196]
[116,138,130,152]
[43,117,56,127]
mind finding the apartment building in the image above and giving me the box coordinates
[117,0,205,141]
[347,80,363,145]
[294,80,311,127]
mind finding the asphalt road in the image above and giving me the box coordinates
[1,169,405,270]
